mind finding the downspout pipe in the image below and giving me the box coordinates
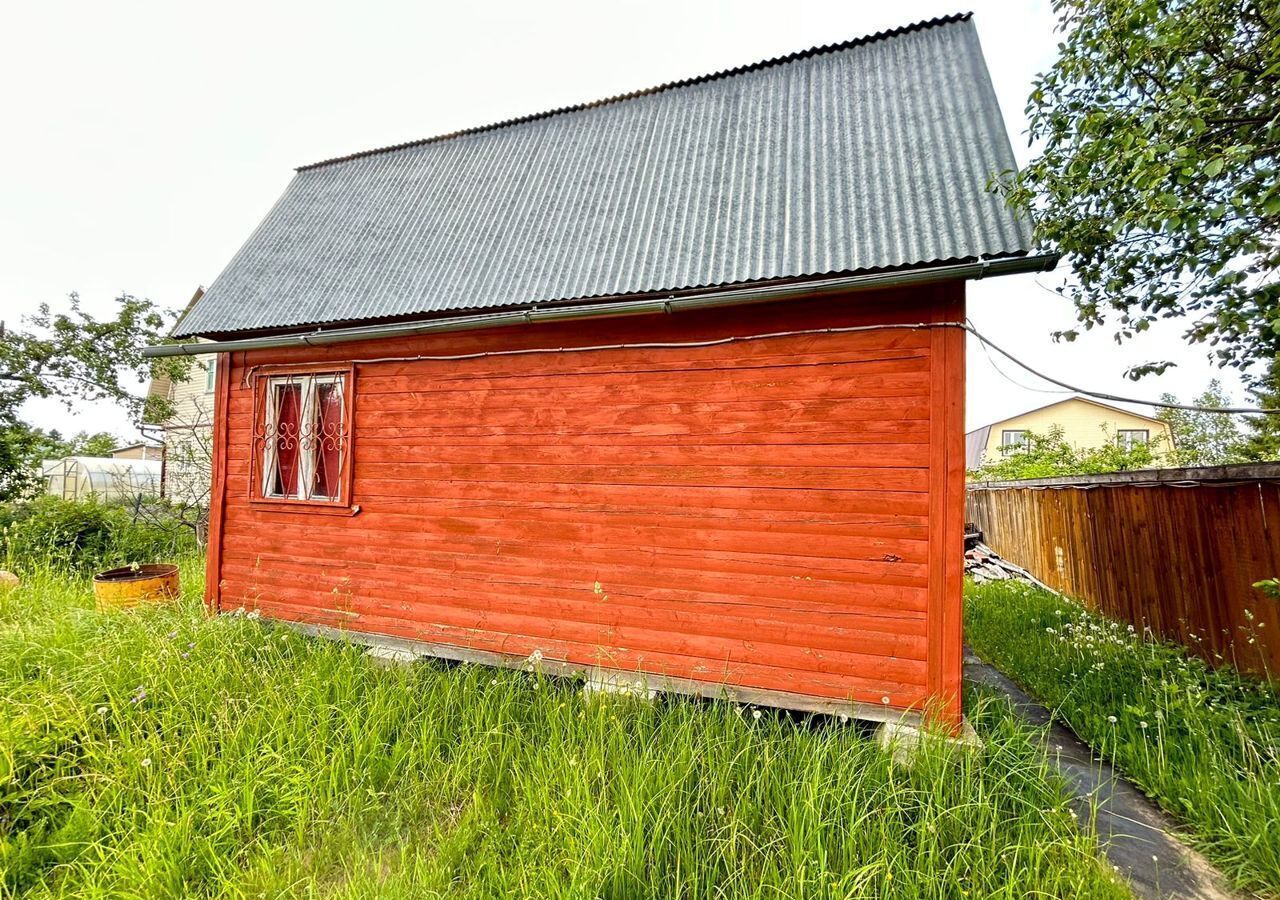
[142,252,1058,358]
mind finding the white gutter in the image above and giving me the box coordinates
[142,253,1058,358]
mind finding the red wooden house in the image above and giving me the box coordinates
[148,14,1051,729]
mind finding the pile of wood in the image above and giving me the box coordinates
[964,543,1037,585]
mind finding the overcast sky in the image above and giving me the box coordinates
[0,0,1247,442]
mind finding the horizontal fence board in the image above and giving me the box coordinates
[967,478,1280,676]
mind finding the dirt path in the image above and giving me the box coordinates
[964,649,1248,900]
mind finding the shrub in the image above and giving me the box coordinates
[0,497,197,573]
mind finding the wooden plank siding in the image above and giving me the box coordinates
[967,478,1280,677]
[208,283,967,723]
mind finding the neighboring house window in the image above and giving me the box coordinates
[1000,430,1029,453]
[253,370,352,505]
[205,357,217,393]
[1117,429,1150,450]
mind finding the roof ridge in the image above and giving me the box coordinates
[296,12,972,172]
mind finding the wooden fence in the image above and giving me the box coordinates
[966,464,1280,677]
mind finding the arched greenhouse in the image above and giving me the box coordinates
[41,456,163,502]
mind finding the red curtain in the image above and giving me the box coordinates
[273,383,302,497]
[315,382,343,498]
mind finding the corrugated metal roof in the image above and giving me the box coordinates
[175,13,1032,338]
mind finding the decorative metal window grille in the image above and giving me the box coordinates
[254,372,349,502]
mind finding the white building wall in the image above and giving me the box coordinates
[158,354,217,505]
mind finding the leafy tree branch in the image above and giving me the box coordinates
[1005,0,1280,378]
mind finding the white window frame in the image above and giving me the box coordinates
[1116,428,1150,451]
[205,357,217,393]
[1000,429,1029,453]
[260,373,347,502]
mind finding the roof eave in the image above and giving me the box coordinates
[148,251,1056,358]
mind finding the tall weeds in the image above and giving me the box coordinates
[967,579,1280,897]
[1,563,1124,898]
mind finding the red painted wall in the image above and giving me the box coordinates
[206,283,966,724]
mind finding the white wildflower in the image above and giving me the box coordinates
[1107,715,1117,724]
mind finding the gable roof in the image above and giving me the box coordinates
[968,396,1167,436]
[964,397,1168,470]
[174,13,1032,339]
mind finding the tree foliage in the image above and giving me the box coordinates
[1155,380,1248,465]
[0,294,184,425]
[969,425,1161,480]
[66,432,121,458]
[0,294,186,502]
[0,424,68,503]
[1007,0,1280,377]
[0,427,128,502]
[1237,356,1280,459]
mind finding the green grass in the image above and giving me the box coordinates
[0,562,1128,899]
[966,578,1280,898]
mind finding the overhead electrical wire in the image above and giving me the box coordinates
[960,321,1275,415]
[971,326,1069,396]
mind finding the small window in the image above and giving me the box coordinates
[254,371,351,505]
[1117,429,1149,450]
[205,357,217,393]
[1000,430,1029,453]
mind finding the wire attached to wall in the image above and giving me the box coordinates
[240,319,1280,415]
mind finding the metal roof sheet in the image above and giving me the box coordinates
[174,13,1032,338]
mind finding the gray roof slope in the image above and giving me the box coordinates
[175,13,1031,338]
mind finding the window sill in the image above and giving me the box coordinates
[248,499,358,517]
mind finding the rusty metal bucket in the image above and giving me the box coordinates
[92,564,181,612]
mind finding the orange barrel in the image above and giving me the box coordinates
[92,564,181,612]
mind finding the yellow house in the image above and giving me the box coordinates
[965,396,1172,470]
